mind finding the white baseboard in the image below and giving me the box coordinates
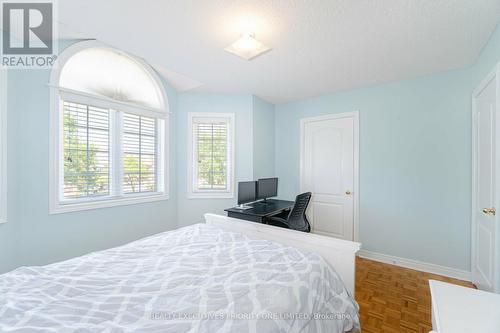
[357,249,471,282]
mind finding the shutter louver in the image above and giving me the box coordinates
[63,101,110,199]
[123,113,157,194]
[195,121,228,190]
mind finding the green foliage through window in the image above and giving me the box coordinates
[62,101,161,201]
[63,102,110,199]
[195,122,228,190]
[123,113,157,193]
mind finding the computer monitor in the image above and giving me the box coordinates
[257,178,278,202]
[237,181,257,207]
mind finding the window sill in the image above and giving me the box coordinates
[50,193,169,214]
[187,192,234,199]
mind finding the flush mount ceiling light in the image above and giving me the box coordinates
[224,33,271,60]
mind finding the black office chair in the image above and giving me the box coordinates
[265,192,312,232]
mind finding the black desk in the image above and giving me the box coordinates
[225,199,295,223]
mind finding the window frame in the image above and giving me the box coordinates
[49,41,170,214]
[187,112,235,199]
[0,69,7,224]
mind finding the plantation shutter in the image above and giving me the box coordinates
[123,113,158,194]
[194,119,229,190]
[63,101,110,199]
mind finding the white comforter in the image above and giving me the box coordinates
[0,224,359,333]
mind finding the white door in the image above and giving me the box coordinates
[472,66,499,293]
[300,112,359,241]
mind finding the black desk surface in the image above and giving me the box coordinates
[225,199,295,217]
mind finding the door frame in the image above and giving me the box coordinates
[0,69,6,224]
[299,111,360,242]
[471,62,499,292]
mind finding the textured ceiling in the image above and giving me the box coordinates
[58,0,500,104]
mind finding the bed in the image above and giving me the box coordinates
[0,214,361,332]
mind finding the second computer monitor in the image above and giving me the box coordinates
[238,181,257,205]
[257,178,278,201]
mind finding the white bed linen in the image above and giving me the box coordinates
[0,224,359,332]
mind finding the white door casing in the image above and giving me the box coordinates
[472,63,499,293]
[300,112,359,241]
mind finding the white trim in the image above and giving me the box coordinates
[49,40,170,214]
[299,111,360,242]
[187,112,235,199]
[358,250,472,282]
[51,193,169,214]
[471,62,500,292]
[205,213,361,295]
[0,69,7,224]
[496,62,500,293]
[57,88,169,118]
[471,79,478,289]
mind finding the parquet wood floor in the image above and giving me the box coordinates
[355,257,474,333]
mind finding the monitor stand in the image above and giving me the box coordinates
[236,204,252,210]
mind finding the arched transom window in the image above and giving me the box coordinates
[50,42,169,213]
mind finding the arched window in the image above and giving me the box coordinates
[49,41,169,213]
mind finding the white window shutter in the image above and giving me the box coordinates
[188,113,234,199]
[63,101,110,199]
[123,113,158,194]
[60,100,163,203]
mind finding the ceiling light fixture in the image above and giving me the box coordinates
[224,33,271,60]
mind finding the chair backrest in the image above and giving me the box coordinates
[286,192,312,232]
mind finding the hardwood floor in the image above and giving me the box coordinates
[355,257,474,333]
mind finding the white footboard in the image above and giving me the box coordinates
[204,213,361,295]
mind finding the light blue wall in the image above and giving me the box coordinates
[274,23,500,271]
[252,96,275,179]
[0,131,19,271]
[0,41,179,273]
[176,93,255,226]
[1,24,499,276]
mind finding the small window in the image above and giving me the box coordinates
[50,42,169,214]
[188,113,234,198]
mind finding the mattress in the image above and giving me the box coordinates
[0,223,359,332]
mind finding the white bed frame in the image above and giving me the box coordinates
[204,214,361,295]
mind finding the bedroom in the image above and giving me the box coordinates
[1,1,500,332]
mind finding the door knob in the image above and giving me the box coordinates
[482,207,496,215]
[345,190,352,195]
